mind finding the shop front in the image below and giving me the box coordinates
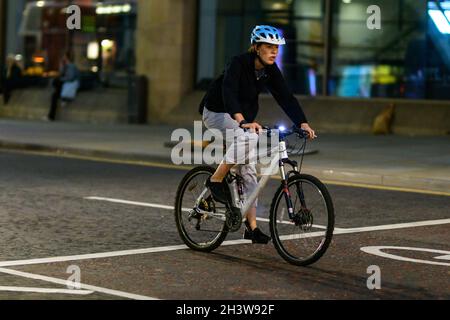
[5,0,137,91]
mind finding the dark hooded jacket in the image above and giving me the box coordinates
[199,51,307,125]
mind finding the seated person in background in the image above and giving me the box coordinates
[47,52,80,121]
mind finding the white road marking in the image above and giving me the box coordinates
[1,198,448,298]
[0,245,188,268]
[85,196,346,230]
[85,196,193,213]
[336,219,450,234]
[360,246,450,267]
[85,197,177,211]
[434,255,450,261]
[0,218,448,269]
[0,268,158,300]
[0,286,94,295]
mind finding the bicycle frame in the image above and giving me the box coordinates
[194,129,304,224]
[235,138,302,218]
[177,127,334,266]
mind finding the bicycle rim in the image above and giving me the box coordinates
[175,167,228,252]
[270,174,334,266]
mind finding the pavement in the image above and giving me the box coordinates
[0,119,449,194]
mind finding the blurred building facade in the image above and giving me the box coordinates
[194,0,450,100]
[1,0,137,88]
[1,0,449,124]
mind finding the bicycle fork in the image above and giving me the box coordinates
[280,162,296,220]
[278,142,308,221]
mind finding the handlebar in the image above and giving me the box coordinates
[262,126,310,140]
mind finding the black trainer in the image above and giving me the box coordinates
[243,220,253,240]
[206,178,231,205]
[251,228,271,244]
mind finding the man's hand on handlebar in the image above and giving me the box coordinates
[241,122,263,134]
[300,123,317,140]
[233,113,263,134]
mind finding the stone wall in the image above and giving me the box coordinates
[0,87,128,124]
[136,0,197,124]
[165,91,450,136]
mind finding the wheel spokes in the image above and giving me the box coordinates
[177,170,228,249]
[273,178,331,264]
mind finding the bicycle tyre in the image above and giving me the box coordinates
[174,166,229,252]
[269,174,335,266]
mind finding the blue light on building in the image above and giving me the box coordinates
[428,1,450,34]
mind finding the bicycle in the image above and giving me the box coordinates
[174,126,334,266]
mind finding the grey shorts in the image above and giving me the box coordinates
[202,107,259,208]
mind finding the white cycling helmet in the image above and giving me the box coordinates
[250,25,286,45]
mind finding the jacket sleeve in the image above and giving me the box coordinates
[266,64,308,125]
[222,56,243,117]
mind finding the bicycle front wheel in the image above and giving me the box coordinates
[269,174,334,266]
[174,166,229,252]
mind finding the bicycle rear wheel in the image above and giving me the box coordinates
[174,166,229,252]
[269,174,334,266]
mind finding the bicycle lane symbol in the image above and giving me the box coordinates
[361,246,450,267]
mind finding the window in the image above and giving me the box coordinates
[10,0,137,89]
[330,0,450,100]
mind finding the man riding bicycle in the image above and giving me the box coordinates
[199,25,316,244]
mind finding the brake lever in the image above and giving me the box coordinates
[293,126,309,139]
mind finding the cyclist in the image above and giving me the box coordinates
[199,25,316,244]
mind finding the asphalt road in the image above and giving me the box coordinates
[0,150,449,300]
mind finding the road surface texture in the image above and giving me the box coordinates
[0,150,448,300]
